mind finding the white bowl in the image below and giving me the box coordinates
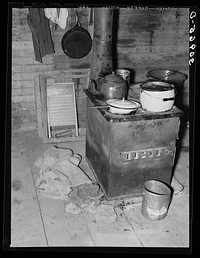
[106,99,140,114]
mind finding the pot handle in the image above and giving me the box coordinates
[163,97,175,102]
[129,82,144,95]
[91,79,101,95]
[141,86,177,102]
[162,87,177,101]
[141,90,176,102]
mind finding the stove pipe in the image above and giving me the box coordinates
[89,8,114,90]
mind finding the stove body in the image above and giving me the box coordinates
[85,90,182,200]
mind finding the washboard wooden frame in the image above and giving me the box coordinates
[39,75,85,143]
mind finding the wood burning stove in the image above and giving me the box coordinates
[86,9,183,199]
[85,89,182,200]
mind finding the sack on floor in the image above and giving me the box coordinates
[34,147,92,200]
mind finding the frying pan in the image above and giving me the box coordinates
[61,12,92,59]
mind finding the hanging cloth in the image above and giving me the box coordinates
[44,8,59,24]
[57,8,68,30]
[44,8,68,30]
[27,8,55,63]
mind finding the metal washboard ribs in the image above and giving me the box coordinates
[46,82,79,138]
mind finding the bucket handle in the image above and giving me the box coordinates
[141,87,177,102]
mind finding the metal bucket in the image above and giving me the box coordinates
[141,180,172,221]
[116,69,130,88]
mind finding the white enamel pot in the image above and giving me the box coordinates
[106,98,141,114]
[140,81,175,112]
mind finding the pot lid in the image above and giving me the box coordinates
[106,98,141,109]
[140,81,174,91]
[105,73,125,83]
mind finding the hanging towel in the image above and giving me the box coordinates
[44,8,68,30]
[44,8,59,24]
[27,8,55,63]
[57,8,68,30]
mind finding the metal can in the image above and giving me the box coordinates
[141,180,172,221]
[116,69,130,87]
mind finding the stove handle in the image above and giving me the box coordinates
[120,147,175,162]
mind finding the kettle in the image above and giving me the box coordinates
[91,72,128,100]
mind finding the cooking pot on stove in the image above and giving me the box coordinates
[146,69,187,110]
[106,98,140,114]
[91,72,128,100]
[140,81,175,112]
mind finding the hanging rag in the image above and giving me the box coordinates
[57,8,68,30]
[44,8,68,30]
[44,8,59,24]
[27,8,55,63]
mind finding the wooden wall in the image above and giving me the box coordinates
[12,8,54,131]
[11,7,189,132]
[51,8,91,70]
[115,8,189,80]
[12,8,90,132]
[114,8,189,111]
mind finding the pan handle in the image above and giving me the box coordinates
[163,97,175,102]
[75,11,81,27]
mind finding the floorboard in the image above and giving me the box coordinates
[11,133,47,247]
[82,207,143,247]
[10,130,190,248]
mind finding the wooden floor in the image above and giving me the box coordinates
[10,129,190,249]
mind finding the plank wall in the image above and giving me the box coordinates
[11,7,189,132]
[115,8,189,80]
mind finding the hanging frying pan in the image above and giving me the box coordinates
[61,11,92,59]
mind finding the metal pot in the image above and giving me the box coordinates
[146,69,187,110]
[140,81,175,112]
[91,72,128,100]
[147,69,187,86]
